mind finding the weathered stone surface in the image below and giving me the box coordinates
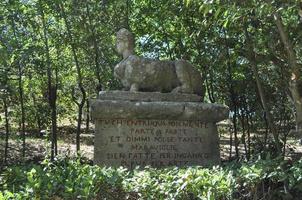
[94,119,220,168]
[114,28,205,97]
[98,91,202,102]
[91,92,229,168]
[91,99,229,122]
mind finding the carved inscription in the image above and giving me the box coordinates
[94,119,220,168]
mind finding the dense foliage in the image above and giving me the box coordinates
[0,1,302,199]
[1,156,302,199]
[1,0,301,161]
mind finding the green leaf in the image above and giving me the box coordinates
[223,19,229,28]
[185,0,191,7]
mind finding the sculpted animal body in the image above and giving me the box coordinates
[114,28,204,97]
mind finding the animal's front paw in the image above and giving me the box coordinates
[172,86,193,94]
[171,86,182,93]
[130,83,139,92]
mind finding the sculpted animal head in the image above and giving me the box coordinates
[116,28,135,58]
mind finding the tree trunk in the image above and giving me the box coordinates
[39,1,58,160]
[205,74,216,103]
[246,112,251,160]
[290,83,302,130]
[263,113,269,149]
[274,13,302,132]
[224,30,239,158]
[50,88,58,156]
[233,106,239,158]
[229,126,233,160]
[250,60,281,154]
[18,64,26,158]
[243,97,251,159]
[208,71,216,102]
[11,13,26,158]
[86,99,90,134]
[244,28,282,154]
[240,105,248,159]
[31,94,42,136]
[4,97,9,164]
[59,2,86,152]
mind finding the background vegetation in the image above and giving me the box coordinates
[0,0,302,199]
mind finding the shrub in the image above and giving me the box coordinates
[1,156,302,199]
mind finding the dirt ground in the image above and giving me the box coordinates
[1,128,302,168]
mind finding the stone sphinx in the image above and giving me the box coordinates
[91,28,229,169]
[114,28,204,97]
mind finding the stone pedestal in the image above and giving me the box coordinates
[90,91,229,168]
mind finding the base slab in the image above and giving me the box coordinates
[91,91,229,168]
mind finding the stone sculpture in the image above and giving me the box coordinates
[114,28,204,97]
[91,28,229,169]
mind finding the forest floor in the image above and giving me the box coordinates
[1,126,302,167]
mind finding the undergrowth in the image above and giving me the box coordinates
[1,156,302,199]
